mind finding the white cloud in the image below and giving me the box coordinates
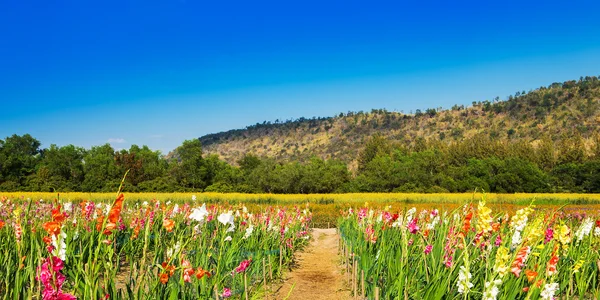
[107,138,126,144]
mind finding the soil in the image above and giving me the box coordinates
[273,228,351,300]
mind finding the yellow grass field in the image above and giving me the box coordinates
[3,191,600,204]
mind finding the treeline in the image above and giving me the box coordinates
[1,132,600,193]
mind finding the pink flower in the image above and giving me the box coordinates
[36,256,75,300]
[408,218,419,234]
[544,228,554,244]
[424,245,433,255]
[494,235,502,247]
[222,287,232,298]
[235,259,252,273]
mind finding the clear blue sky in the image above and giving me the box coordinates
[1,0,600,154]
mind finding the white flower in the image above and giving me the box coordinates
[457,266,473,294]
[218,212,234,226]
[63,202,73,212]
[540,282,559,300]
[575,218,594,242]
[172,204,180,215]
[166,241,181,258]
[166,201,171,205]
[426,216,439,230]
[189,204,209,223]
[511,231,522,248]
[482,279,502,300]
[594,227,600,238]
[142,201,149,206]
[51,229,67,261]
[244,225,254,239]
[224,236,232,242]
[191,195,197,201]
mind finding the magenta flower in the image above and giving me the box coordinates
[424,245,433,255]
[235,259,252,273]
[544,228,554,244]
[408,218,419,234]
[36,256,76,300]
[222,287,232,298]
[495,235,502,247]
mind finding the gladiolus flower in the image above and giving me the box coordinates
[43,222,61,236]
[510,246,530,277]
[163,219,175,232]
[524,270,538,283]
[196,267,211,279]
[182,260,194,283]
[235,259,251,273]
[408,218,419,234]
[547,254,559,276]
[0,220,4,230]
[424,245,433,255]
[159,273,169,284]
[222,288,232,298]
[108,194,124,224]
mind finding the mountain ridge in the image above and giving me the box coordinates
[199,76,600,167]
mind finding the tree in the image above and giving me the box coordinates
[81,144,120,191]
[35,144,85,191]
[357,134,392,172]
[171,139,206,190]
[0,134,41,190]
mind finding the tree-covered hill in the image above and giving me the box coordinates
[200,76,600,169]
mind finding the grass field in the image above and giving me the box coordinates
[4,192,600,204]
[3,192,600,228]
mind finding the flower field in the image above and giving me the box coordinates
[338,200,600,299]
[0,193,311,299]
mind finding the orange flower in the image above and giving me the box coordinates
[96,215,105,232]
[159,273,169,284]
[463,212,473,233]
[511,246,530,277]
[491,222,500,232]
[546,253,559,276]
[52,205,66,223]
[43,221,61,236]
[43,236,52,245]
[163,219,175,232]
[131,224,141,240]
[108,194,124,224]
[196,267,211,279]
[0,220,4,230]
[525,270,538,283]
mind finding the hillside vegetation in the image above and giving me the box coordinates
[201,76,600,168]
[2,76,600,193]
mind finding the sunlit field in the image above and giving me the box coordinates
[1,192,600,299]
[0,192,311,299]
[338,201,600,299]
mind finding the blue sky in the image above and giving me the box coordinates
[1,0,600,154]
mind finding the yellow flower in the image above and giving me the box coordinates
[573,259,585,273]
[493,246,510,277]
[476,200,493,234]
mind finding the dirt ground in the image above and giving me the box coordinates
[272,228,351,300]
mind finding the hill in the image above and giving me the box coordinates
[200,76,600,167]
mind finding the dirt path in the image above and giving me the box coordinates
[273,228,351,300]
